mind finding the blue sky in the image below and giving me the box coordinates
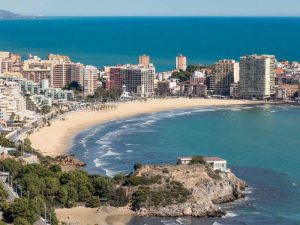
[1,0,300,16]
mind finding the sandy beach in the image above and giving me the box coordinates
[29,98,262,157]
[55,206,134,225]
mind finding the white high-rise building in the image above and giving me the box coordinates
[239,54,275,100]
[0,80,27,121]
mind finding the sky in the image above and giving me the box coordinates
[1,0,300,17]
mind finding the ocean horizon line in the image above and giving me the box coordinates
[6,15,300,20]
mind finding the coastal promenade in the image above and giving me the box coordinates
[29,98,264,157]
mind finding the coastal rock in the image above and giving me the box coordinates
[55,155,86,168]
[183,206,192,216]
[127,164,247,218]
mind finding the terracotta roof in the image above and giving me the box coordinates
[275,68,284,74]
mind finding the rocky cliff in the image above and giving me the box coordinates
[123,164,247,217]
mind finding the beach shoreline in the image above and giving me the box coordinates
[29,98,265,157]
[55,206,134,225]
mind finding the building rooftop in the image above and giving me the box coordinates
[203,157,226,162]
[177,156,226,162]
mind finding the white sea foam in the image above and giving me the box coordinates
[244,186,255,194]
[126,150,133,153]
[93,158,118,177]
[212,222,223,225]
[223,211,239,218]
[160,220,178,225]
[104,168,114,177]
[139,119,156,126]
[175,217,190,224]
[95,140,112,145]
[93,158,108,168]
[101,150,121,157]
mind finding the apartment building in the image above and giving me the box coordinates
[139,55,150,66]
[214,60,239,96]
[22,58,52,85]
[83,65,99,96]
[240,54,276,100]
[176,54,187,71]
[0,80,27,121]
[121,64,156,98]
[52,63,83,88]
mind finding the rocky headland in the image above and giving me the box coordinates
[121,163,247,218]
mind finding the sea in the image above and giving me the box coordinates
[1,17,300,71]
[68,105,300,225]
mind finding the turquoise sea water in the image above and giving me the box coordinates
[1,17,300,71]
[69,105,300,225]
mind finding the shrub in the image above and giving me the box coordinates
[85,196,100,208]
[131,186,151,209]
[133,163,143,171]
[13,217,31,225]
[113,173,126,184]
[206,167,221,180]
[189,156,206,165]
[162,168,170,174]
[110,188,129,207]
[125,175,161,186]
[131,181,191,210]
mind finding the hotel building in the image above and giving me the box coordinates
[0,80,27,121]
[83,65,99,96]
[214,60,239,96]
[52,62,84,89]
[22,57,52,85]
[176,54,187,71]
[121,64,156,98]
[108,64,156,97]
[239,54,276,100]
[48,54,71,63]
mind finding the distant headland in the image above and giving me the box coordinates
[0,10,38,19]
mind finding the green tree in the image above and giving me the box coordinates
[41,105,51,115]
[0,135,15,148]
[110,188,129,207]
[9,112,16,122]
[9,198,39,224]
[57,187,68,206]
[93,87,121,102]
[186,64,200,73]
[63,81,83,93]
[49,164,62,173]
[13,217,31,225]
[189,156,206,165]
[89,175,114,199]
[43,177,60,198]
[171,70,191,82]
[0,159,21,176]
[0,183,8,201]
[85,196,100,208]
